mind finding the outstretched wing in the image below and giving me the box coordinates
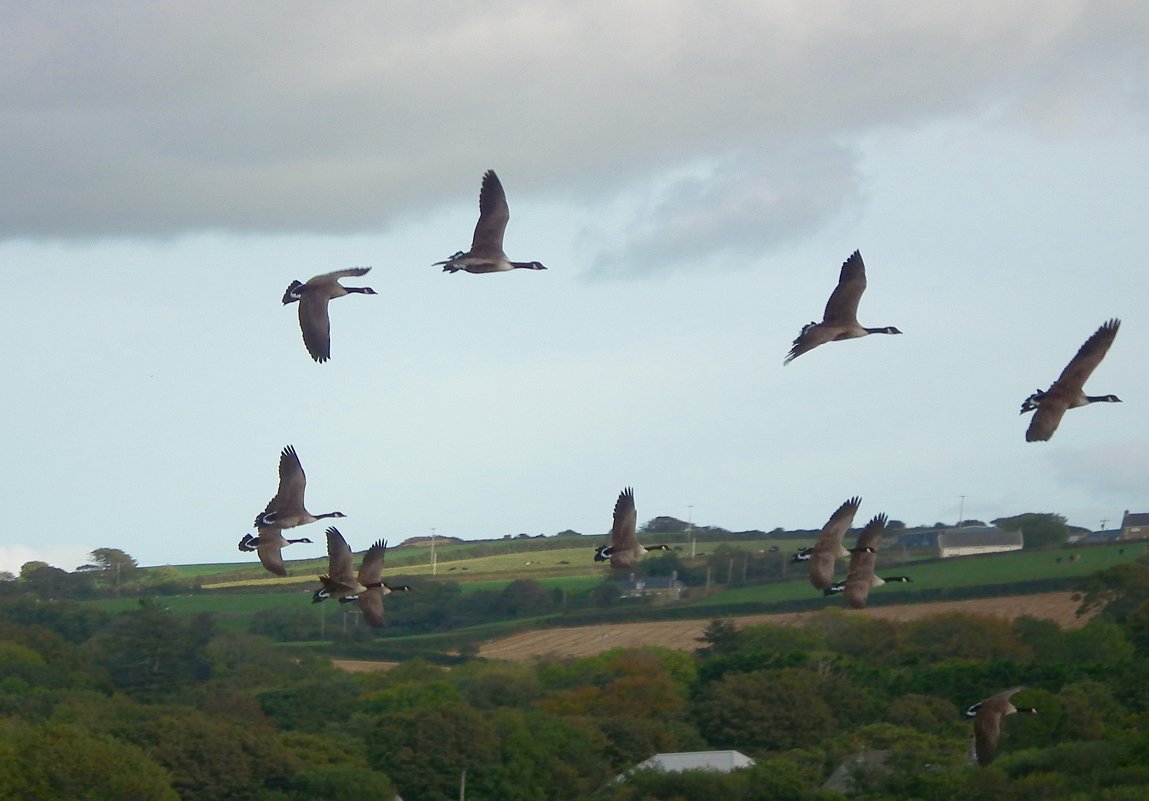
[822,251,867,325]
[610,487,639,552]
[324,527,356,585]
[1052,318,1120,392]
[471,170,510,252]
[357,540,387,585]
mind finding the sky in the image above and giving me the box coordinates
[2,1,1147,573]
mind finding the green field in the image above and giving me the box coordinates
[695,542,1141,606]
[94,541,1146,642]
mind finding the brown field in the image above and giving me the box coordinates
[477,592,1092,661]
[332,659,400,673]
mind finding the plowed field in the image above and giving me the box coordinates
[478,592,1090,661]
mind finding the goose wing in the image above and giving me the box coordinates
[843,549,878,609]
[298,290,333,363]
[1025,400,1068,442]
[842,514,886,607]
[305,267,371,286]
[324,526,356,585]
[357,540,387,585]
[852,513,887,553]
[611,487,639,552]
[255,528,287,577]
[822,251,867,325]
[972,687,1025,766]
[809,497,861,591]
[357,588,385,628]
[1051,318,1120,392]
[262,445,307,519]
[470,170,510,253]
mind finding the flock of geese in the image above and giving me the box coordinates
[233,168,1120,765]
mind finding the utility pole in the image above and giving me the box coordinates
[688,505,695,557]
[431,527,437,576]
[957,495,966,527]
[1100,518,1109,531]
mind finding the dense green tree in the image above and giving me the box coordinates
[0,720,178,800]
[367,701,501,801]
[85,600,215,698]
[77,547,139,592]
[992,513,1071,549]
[692,668,838,752]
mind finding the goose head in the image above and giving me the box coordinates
[648,544,674,552]
[384,583,413,592]
[515,261,547,270]
[311,587,331,604]
[593,546,612,562]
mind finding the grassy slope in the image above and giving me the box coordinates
[96,541,1146,638]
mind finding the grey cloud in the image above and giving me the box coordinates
[584,144,862,278]
[1,1,1146,245]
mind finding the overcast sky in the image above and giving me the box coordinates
[2,1,1147,573]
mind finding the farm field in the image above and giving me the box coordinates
[100,541,1142,637]
[477,591,1092,661]
[694,541,1141,606]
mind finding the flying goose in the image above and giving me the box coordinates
[253,445,345,530]
[828,513,913,608]
[237,530,312,578]
[807,497,862,591]
[969,687,1038,766]
[1021,318,1121,442]
[791,546,815,563]
[311,527,411,628]
[593,487,672,569]
[282,267,376,363]
[784,251,901,365]
[434,170,547,274]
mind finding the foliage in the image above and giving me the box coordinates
[993,512,1071,549]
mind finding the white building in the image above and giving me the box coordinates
[935,527,1023,558]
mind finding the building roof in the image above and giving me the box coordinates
[1123,512,1149,527]
[630,750,755,774]
[937,528,1023,549]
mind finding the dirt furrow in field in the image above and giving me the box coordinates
[478,592,1090,661]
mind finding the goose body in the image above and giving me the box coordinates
[1021,318,1121,442]
[237,530,312,578]
[282,267,376,363]
[807,497,861,591]
[253,445,345,531]
[593,487,672,570]
[434,170,547,274]
[311,528,410,628]
[785,251,901,365]
[970,687,1038,766]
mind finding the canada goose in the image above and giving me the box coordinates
[311,528,411,628]
[434,170,547,274]
[1021,318,1121,442]
[808,497,862,591]
[791,546,815,563]
[281,267,376,363]
[835,513,914,608]
[969,687,1038,766]
[253,445,345,530]
[784,251,901,365]
[593,487,672,569]
[237,531,312,578]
